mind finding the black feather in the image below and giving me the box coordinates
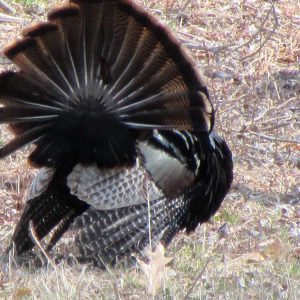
[10,166,89,255]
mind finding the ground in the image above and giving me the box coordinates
[0,0,299,299]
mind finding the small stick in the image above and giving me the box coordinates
[183,259,210,300]
[0,0,15,14]
[0,12,28,23]
[29,220,57,269]
[247,131,300,145]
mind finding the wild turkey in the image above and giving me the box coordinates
[0,0,233,266]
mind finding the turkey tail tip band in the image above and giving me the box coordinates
[22,23,58,38]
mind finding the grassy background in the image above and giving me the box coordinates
[0,0,299,299]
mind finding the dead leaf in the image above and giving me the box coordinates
[136,243,173,296]
[206,252,265,277]
[12,287,32,300]
[239,252,265,263]
[259,237,288,261]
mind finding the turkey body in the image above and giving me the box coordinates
[0,0,233,267]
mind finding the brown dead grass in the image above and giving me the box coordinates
[0,0,299,299]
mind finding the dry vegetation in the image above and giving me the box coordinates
[0,0,299,299]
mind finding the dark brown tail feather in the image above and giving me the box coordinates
[0,0,213,167]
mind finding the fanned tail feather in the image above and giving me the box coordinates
[0,0,213,168]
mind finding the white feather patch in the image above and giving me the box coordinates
[67,162,162,210]
[26,168,55,200]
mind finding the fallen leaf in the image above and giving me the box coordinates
[259,237,288,261]
[136,243,173,296]
[12,287,32,300]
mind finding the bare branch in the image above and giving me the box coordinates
[244,132,300,144]
[0,0,15,14]
[178,1,278,58]
[183,259,210,300]
[29,221,57,269]
[0,12,28,23]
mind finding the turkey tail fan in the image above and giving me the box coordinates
[0,0,213,168]
[72,197,188,267]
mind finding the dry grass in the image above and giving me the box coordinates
[0,0,299,299]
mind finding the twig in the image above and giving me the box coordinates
[0,12,28,23]
[178,30,206,42]
[183,259,210,300]
[215,1,278,58]
[259,114,298,126]
[243,1,278,59]
[179,1,278,58]
[113,282,123,300]
[246,132,300,144]
[181,0,192,12]
[165,0,176,14]
[29,220,57,269]
[146,186,153,250]
[181,39,235,53]
[0,0,15,14]
[260,122,292,132]
[245,97,297,125]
